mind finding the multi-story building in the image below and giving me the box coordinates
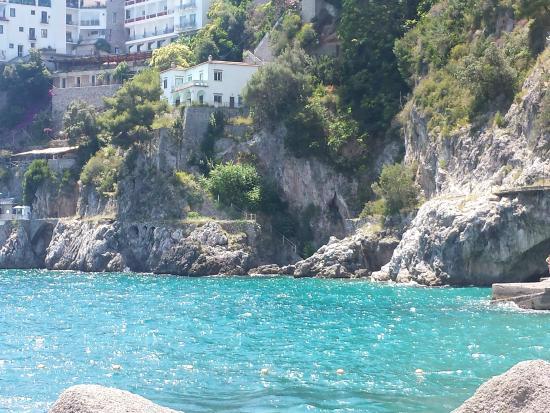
[0,0,67,62]
[106,0,127,54]
[65,0,108,55]
[160,58,259,108]
[124,0,210,54]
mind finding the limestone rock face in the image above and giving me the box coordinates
[44,219,258,275]
[0,223,41,268]
[404,50,549,197]
[48,384,180,413]
[292,225,400,278]
[372,193,550,286]
[453,360,550,413]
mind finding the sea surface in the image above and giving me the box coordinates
[0,269,549,412]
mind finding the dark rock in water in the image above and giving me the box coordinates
[453,360,550,413]
[48,384,180,413]
[292,226,400,279]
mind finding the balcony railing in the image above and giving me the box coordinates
[175,22,196,32]
[173,80,208,91]
[125,9,172,24]
[80,19,100,26]
[177,1,196,10]
[127,26,174,41]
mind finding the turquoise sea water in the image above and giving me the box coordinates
[0,270,549,413]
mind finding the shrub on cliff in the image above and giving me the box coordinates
[22,160,55,205]
[244,47,313,126]
[80,146,123,196]
[205,162,262,212]
[99,69,167,148]
[362,163,421,217]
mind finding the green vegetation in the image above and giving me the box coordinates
[22,160,55,205]
[395,0,548,132]
[174,171,204,205]
[80,146,123,196]
[361,163,421,217]
[112,62,132,83]
[0,50,51,128]
[150,42,193,71]
[205,162,262,211]
[99,69,168,148]
[244,48,313,125]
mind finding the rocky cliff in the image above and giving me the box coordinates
[44,219,260,275]
[365,49,550,286]
[405,51,549,197]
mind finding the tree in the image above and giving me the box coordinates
[205,162,262,211]
[99,69,168,148]
[150,42,193,71]
[22,160,55,205]
[364,163,420,216]
[244,47,313,125]
[0,50,51,127]
[186,0,250,62]
[94,39,112,54]
[112,62,131,83]
[63,100,100,164]
[338,0,418,137]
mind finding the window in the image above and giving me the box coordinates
[76,77,81,87]
[9,43,14,49]
[114,47,119,54]
[19,26,23,32]
[214,70,223,81]
[41,29,47,38]
[163,78,167,89]
[91,75,96,86]
[61,78,66,88]
[112,12,117,23]
[10,8,15,17]
[17,45,23,57]
[214,94,222,104]
[199,70,203,80]
[187,75,192,82]
[41,11,47,23]
[31,10,35,15]
[0,26,3,34]
[29,28,36,40]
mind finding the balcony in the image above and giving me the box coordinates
[175,22,196,32]
[80,19,100,26]
[127,26,174,41]
[173,80,208,92]
[177,1,196,10]
[125,9,172,24]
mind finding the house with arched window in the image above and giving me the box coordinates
[160,57,259,108]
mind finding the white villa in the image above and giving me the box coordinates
[125,0,211,54]
[0,197,31,224]
[160,58,259,107]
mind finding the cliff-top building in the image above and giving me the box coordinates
[124,0,211,53]
[160,57,259,107]
[0,0,67,62]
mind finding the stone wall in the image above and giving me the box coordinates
[51,84,120,131]
[106,0,127,53]
[0,91,7,113]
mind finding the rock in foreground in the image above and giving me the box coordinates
[49,384,180,413]
[453,360,550,413]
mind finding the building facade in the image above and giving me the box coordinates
[0,0,67,62]
[161,59,259,107]
[124,0,210,53]
[106,0,127,53]
[66,0,108,55]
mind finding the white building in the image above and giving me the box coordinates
[0,0,67,62]
[160,58,259,107]
[65,0,108,55]
[0,198,31,224]
[124,0,210,54]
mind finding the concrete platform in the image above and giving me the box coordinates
[492,280,550,310]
